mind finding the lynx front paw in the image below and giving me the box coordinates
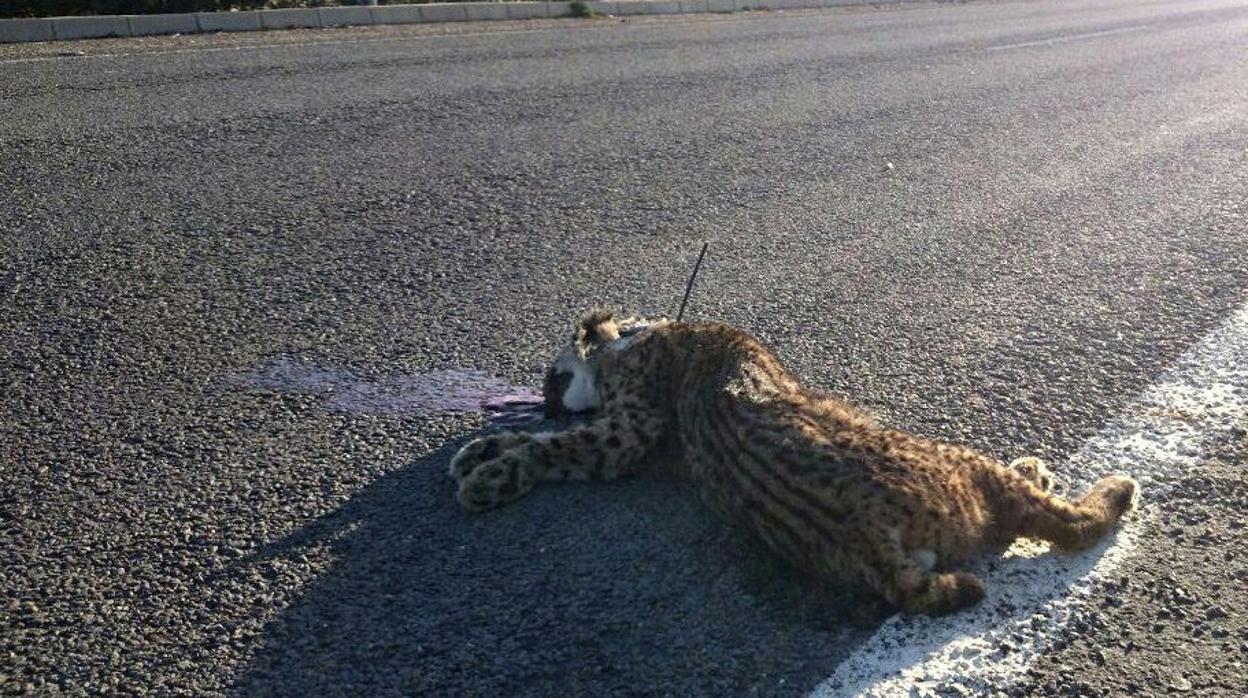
[1009,456,1055,493]
[456,454,536,512]
[448,431,534,481]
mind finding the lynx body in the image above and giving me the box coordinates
[449,311,1137,615]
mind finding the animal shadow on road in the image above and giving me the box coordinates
[231,424,885,697]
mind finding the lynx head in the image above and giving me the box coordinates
[541,309,663,417]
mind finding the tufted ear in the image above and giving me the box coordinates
[573,309,620,358]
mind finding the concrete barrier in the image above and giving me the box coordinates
[259,7,322,30]
[0,0,912,44]
[128,13,199,36]
[369,5,426,24]
[418,3,471,22]
[465,2,512,20]
[545,2,575,18]
[52,15,129,40]
[584,1,620,14]
[615,0,683,14]
[505,2,550,19]
[0,18,53,43]
[195,11,263,34]
[318,6,375,26]
[755,0,809,9]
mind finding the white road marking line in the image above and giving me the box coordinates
[813,301,1248,697]
[986,24,1151,51]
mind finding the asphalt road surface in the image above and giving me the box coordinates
[3,0,1248,695]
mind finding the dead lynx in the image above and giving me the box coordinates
[449,311,1137,615]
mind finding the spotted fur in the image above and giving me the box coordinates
[449,311,1138,615]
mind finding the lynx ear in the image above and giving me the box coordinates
[573,309,620,358]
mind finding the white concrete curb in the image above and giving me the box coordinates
[0,0,903,44]
[1,18,54,43]
[259,7,322,29]
[129,12,199,36]
[196,10,262,33]
[52,15,131,40]
[320,6,374,25]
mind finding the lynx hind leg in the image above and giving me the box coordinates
[902,572,987,616]
[1084,474,1139,517]
[861,529,986,616]
[1009,456,1054,493]
[1016,475,1139,551]
[448,431,534,481]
